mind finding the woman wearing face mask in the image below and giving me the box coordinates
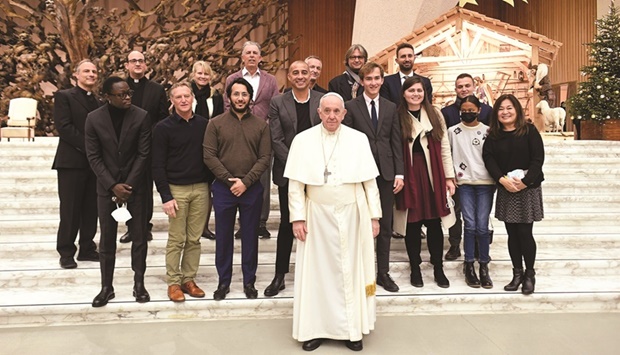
[448,95,495,289]
[483,94,544,295]
[189,61,224,240]
[394,76,456,289]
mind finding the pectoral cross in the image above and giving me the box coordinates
[324,167,332,183]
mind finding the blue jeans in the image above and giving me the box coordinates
[459,184,496,263]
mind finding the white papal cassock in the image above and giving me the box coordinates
[284,124,382,342]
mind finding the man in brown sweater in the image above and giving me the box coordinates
[203,77,271,300]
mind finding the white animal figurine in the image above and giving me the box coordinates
[536,100,566,132]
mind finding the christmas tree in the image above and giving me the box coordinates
[569,1,620,121]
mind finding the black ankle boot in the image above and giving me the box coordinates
[434,266,450,288]
[92,286,115,307]
[410,266,423,287]
[464,262,480,288]
[479,262,493,289]
[504,268,524,291]
[521,269,536,295]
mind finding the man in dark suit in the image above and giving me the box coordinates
[119,50,169,243]
[343,62,405,292]
[328,44,367,102]
[441,73,493,261]
[380,43,433,104]
[263,61,324,297]
[223,41,279,239]
[85,76,152,307]
[52,59,101,269]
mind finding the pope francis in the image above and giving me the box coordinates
[284,92,382,352]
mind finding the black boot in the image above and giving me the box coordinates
[92,286,115,307]
[93,258,115,307]
[504,268,523,291]
[521,269,536,295]
[410,266,423,287]
[464,262,480,288]
[133,280,151,303]
[434,266,450,288]
[479,262,493,289]
[264,273,286,297]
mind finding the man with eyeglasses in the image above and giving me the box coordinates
[380,43,433,104]
[204,78,271,300]
[441,73,492,261]
[119,50,168,244]
[53,59,101,269]
[85,76,152,307]
[328,44,368,102]
[223,41,279,240]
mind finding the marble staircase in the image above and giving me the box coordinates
[1,136,619,327]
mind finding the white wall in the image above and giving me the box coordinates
[598,0,614,18]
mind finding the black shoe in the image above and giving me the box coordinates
[376,273,399,292]
[146,231,153,241]
[258,222,271,239]
[464,262,481,288]
[92,286,115,307]
[504,268,524,291]
[201,229,216,240]
[479,262,493,289]
[133,282,150,303]
[521,269,536,295]
[234,229,241,239]
[119,231,131,243]
[213,285,230,300]
[59,256,77,269]
[76,250,100,262]
[244,283,258,299]
[444,245,461,261]
[264,273,286,297]
[392,231,405,239]
[345,340,363,351]
[302,338,324,351]
[434,267,450,288]
[410,267,424,287]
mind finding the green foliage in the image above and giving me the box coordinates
[569,1,620,121]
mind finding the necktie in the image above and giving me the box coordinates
[402,75,411,83]
[371,100,378,131]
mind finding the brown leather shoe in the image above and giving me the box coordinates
[168,284,185,302]
[181,280,206,298]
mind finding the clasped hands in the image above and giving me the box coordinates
[111,183,132,205]
[500,176,527,193]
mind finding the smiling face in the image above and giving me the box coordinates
[288,61,310,91]
[404,83,425,110]
[229,83,251,115]
[193,66,211,88]
[306,58,322,82]
[125,51,147,80]
[347,49,366,70]
[455,76,475,99]
[318,95,346,132]
[106,81,132,109]
[396,47,415,74]
[361,67,384,99]
[241,44,262,73]
[170,85,194,118]
[74,61,98,91]
[497,98,517,130]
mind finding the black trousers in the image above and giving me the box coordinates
[274,183,294,274]
[56,168,98,258]
[97,191,148,287]
[404,218,444,268]
[376,176,394,275]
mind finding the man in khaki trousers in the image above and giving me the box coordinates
[152,82,212,302]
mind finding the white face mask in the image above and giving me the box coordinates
[111,204,132,223]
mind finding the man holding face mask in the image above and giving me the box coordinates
[85,76,152,308]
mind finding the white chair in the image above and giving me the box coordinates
[0,97,38,141]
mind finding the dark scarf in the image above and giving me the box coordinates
[395,132,450,217]
[192,82,211,119]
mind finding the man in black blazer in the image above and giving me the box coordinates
[343,62,405,292]
[85,76,152,307]
[52,59,101,269]
[264,61,324,297]
[119,50,169,243]
[380,43,433,104]
[328,44,367,102]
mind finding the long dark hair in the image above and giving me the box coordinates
[398,76,444,142]
[489,94,528,138]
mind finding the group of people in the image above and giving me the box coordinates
[52,41,545,351]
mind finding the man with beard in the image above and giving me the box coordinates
[203,78,271,300]
[441,73,492,261]
[328,44,367,102]
[85,76,151,307]
[263,61,324,297]
[380,43,433,104]
[119,50,168,244]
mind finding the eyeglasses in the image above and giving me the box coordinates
[348,56,365,61]
[109,90,134,99]
[128,59,145,64]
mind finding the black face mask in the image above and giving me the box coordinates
[461,112,478,123]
